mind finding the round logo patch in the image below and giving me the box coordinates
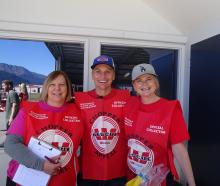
[127,138,154,174]
[38,129,73,167]
[91,116,120,154]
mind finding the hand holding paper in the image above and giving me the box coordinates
[43,156,62,175]
[13,137,62,186]
[126,164,169,186]
[140,164,170,186]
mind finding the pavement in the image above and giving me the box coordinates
[0,130,6,148]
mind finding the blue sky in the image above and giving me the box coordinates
[0,39,55,75]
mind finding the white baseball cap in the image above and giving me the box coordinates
[132,63,157,81]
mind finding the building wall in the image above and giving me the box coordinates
[0,0,182,38]
[187,20,220,45]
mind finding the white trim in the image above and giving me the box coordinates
[0,20,187,44]
[83,41,89,91]
[87,38,101,90]
[176,46,187,111]
[0,30,89,44]
[98,37,185,50]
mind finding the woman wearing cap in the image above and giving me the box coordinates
[124,64,196,186]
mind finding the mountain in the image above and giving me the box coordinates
[0,63,46,85]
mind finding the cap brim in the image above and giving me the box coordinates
[132,72,158,81]
[91,63,114,70]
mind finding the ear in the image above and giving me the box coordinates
[113,71,116,81]
[91,70,95,80]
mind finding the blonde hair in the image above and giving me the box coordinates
[20,83,28,94]
[154,76,160,96]
[40,71,72,103]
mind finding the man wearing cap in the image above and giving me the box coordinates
[75,55,130,186]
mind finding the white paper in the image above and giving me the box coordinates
[13,137,61,186]
[13,165,50,186]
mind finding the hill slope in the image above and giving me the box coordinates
[0,63,46,85]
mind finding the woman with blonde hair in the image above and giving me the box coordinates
[18,83,28,102]
[4,70,83,186]
[125,63,196,186]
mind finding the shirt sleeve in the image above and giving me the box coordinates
[7,108,25,137]
[169,101,190,145]
[9,91,19,104]
[5,108,44,171]
[4,135,44,170]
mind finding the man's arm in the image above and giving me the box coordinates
[8,102,17,125]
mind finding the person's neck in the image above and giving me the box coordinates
[5,88,10,93]
[95,87,112,97]
[46,101,64,108]
[141,95,160,104]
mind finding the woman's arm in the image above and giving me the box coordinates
[5,134,61,175]
[5,108,44,170]
[172,143,196,186]
[5,107,61,175]
[4,134,44,170]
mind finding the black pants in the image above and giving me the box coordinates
[6,177,16,186]
[78,176,126,186]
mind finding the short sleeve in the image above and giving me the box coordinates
[7,108,26,137]
[169,101,190,144]
[9,91,19,104]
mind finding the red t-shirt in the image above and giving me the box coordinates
[8,101,83,186]
[75,89,130,180]
[124,97,190,185]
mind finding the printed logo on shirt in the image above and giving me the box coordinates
[127,138,154,175]
[63,115,81,123]
[29,111,48,120]
[91,116,120,154]
[146,125,166,135]
[112,101,126,108]
[79,102,96,109]
[124,117,133,127]
[38,129,73,168]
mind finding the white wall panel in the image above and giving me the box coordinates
[0,0,183,39]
